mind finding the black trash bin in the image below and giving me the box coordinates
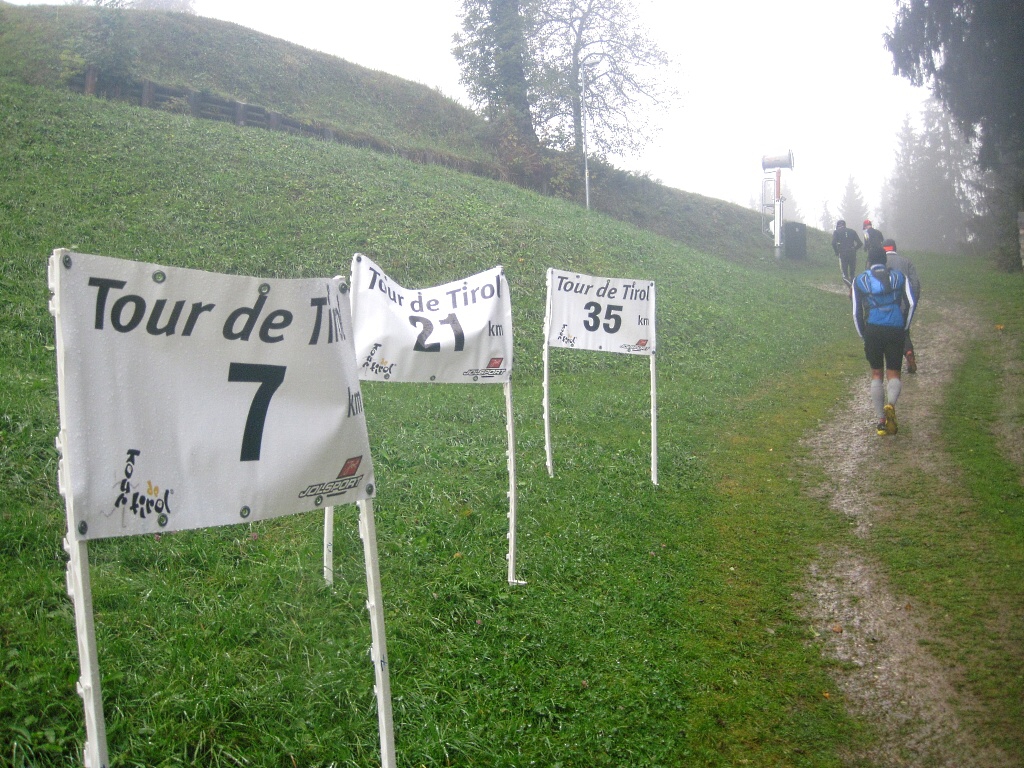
[783,221,807,260]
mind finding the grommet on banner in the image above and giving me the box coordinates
[365,484,374,496]
[63,253,73,269]
[152,270,166,283]
[78,521,88,535]
[239,506,251,519]
[258,283,271,295]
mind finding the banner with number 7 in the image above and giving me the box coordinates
[51,250,375,541]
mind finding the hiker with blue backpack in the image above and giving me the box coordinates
[882,238,920,373]
[852,245,916,436]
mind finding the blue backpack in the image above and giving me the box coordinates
[856,266,906,328]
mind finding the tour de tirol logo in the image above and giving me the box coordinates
[462,357,507,380]
[111,448,173,529]
[297,455,367,506]
[361,342,397,379]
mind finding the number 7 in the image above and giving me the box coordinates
[228,363,286,461]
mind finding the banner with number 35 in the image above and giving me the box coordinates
[545,268,656,355]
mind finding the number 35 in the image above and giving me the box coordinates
[583,302,623,334]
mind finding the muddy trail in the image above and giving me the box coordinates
[799,300,1020,768]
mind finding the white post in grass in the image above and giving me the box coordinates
[323,506,335,585]
[650,353,659,486]
[64,534,110,768]
[542,273,554,477]
[358,498,396,768]
[504,380,526,585]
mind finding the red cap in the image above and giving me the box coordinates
[863,219,872,227]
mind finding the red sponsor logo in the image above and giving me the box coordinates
[338,456,362,478]
[487,357,504,369]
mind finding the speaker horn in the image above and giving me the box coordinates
[762,150,794,171]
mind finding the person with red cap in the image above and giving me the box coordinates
[862,219,884,266]
[882,238,920,372]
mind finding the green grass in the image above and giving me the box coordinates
[854,255,1024,759]
[0,71,1021,768]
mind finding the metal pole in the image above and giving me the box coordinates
[504,381,525,585]
[323,506,335,584]
[542,271,554,476]
[358,499,396,768]
[774,169,783,260]
[582,66,590,210]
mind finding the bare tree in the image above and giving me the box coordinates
[530,0,674,156]
[454,0,674,157]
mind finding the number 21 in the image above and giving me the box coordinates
[409,313,466,352]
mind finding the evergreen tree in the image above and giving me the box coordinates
[887,0,1024,266]
[838,177,869,232]
[819,202,835,233]
[453,0,538,145]
[881,102,976,253]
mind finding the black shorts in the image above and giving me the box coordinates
[863,325,906,371]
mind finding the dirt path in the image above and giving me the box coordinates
[799,299,1017,767]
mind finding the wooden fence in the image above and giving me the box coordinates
[70,67,507,182]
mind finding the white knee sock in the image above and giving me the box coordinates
[871,379,885,419]
[887,377,902,406]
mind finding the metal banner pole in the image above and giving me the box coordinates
[323,506,335,585]
[52,252,109,767]
[64,535,110,768]
[504,381,526,585]
[650,354,659,486]
[542,270,554,477]
[357,499,396,768]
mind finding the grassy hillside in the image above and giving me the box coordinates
[0,1,823,262]
[0,1,490,163]
[0,77,868,767]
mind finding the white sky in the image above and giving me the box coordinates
[11,0,932,224]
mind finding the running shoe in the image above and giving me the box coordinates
[905,350,917,374]
[884,404,898,435]
[876,419,888,436]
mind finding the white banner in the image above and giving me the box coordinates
[351,254,513,383]
[545,269,655,355]
[51,250,375,541]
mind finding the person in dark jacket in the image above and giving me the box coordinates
[831,219,862,285]
[862,219,884,265]
[852,245,916,436]
[882,238,920,373]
